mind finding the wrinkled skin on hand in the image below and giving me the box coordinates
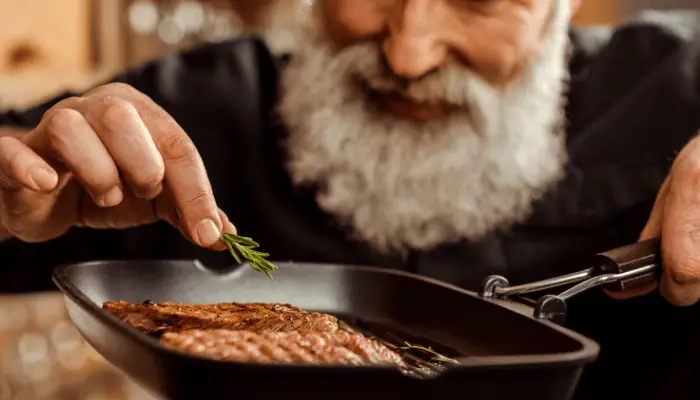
[0,83,236,249]
[609,132,700,306]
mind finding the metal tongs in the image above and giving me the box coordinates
[479,237,662,325]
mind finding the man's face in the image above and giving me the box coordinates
[278,0,572,253]
[321,0,557,119]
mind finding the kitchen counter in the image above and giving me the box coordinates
[0,291,158,400]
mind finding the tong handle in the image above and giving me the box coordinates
[480,238,663,325]
[593,237,661,292]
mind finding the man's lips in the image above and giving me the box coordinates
[368,90,451,121]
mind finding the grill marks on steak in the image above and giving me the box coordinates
[103,301,406,367]
[161,329,406,367]
[102,301,339,335]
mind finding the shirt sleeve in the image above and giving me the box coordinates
[0,36,280,293]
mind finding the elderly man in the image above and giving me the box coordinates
[0,0,699,398]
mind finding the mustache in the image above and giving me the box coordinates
[335,44,483,109]
[375,53,441,91]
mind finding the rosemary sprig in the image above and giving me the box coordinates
[220,233,278,278]
[397,341,460,364]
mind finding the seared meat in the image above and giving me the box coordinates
[161,329,406,367]
[103,301,338,335]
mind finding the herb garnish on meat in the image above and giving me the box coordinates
[220,233,278,278]
[398,341,459,364]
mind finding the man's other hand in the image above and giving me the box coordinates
[609,133,700,306]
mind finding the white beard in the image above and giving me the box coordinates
[278,1,572,254]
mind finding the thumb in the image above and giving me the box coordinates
[209,209,237,251]
[0,136,58,193]
[657,177,700,306]
[0,136,66,242]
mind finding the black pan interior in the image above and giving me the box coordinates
[54,259,597,366]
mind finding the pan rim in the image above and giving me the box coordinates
[52,259,600,374]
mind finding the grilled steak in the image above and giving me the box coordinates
[161,329,406,367]
[103,301,338,335]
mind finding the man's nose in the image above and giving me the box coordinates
[382,0,448,81]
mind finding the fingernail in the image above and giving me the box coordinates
[99,187,123,207]
[196,218,221,246]
[29,168,58,191]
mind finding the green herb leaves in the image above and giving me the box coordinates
[398,341,459,364]
[220,233,278,278]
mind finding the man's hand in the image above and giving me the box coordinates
[609,133,700,306]
[0,83,236,248]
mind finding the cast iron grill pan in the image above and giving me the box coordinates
[53,260,599,400]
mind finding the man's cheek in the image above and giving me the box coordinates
[321,1,385,46]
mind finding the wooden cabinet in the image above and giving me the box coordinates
[0,0,125,110]
[573,0,623,26]
[0,0,93,74]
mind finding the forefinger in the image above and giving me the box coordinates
[87,84,225,247]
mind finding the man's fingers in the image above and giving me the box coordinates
[659,267,700,306]
[78,191,159,229]
[658,209,700,306]
[80,96,165,200]
[1,187,56,239]
[0,136,63,240]
[42,109,123,208]
[0,136,58,192]
[32,83,230,248]
[158,130,222,247]
[657,152,700,306]
[209,209,238,251]
[0,176,80,242]
[153,187,184,233]
[100,85,225,247]
[154,189,235,251]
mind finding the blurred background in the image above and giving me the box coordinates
[0,0,698,399]
[0,0,695,110]
[0,0,308,111]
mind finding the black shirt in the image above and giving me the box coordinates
[2,10,700,399]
